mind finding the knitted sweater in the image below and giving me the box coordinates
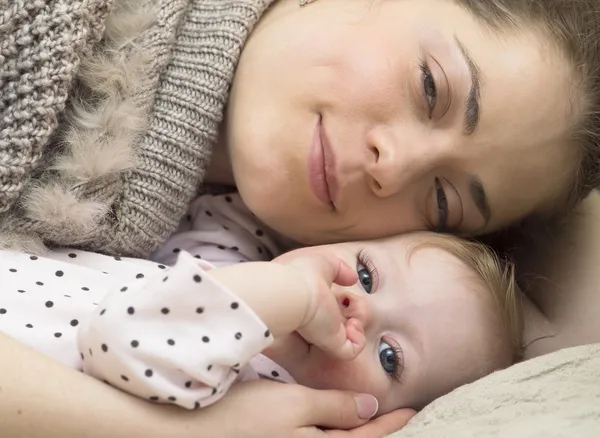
[0,0,274,257]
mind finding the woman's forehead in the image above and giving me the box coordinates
[373,2,575,224]
[445,29,575,227]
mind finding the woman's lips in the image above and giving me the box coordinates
[308,116,339,208]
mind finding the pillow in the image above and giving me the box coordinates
[388,344,600,438]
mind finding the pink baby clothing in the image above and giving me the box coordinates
[150,192,289,267]
[0,193,295,409]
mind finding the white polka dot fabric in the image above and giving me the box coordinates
[150,193,285,267]
[0,193,296,410]
[79,252,276,409]
[0,249,162,369]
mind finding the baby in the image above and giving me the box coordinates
[0,194,521,415]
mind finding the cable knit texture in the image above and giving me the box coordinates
[0,0,274,257]
[0,0,111,213]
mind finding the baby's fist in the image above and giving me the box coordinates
[277,253,366,361]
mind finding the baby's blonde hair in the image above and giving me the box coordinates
[408,234,523,365]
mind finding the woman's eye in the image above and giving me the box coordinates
[420,61,437,117]
[434,177,448,231]
[379,341,398,376]
[357,263,373,294]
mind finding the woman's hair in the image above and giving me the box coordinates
[456,0,600,216]
[409,234,524,364]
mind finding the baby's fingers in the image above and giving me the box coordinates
[345,318,366,352]
[316,318,366,361]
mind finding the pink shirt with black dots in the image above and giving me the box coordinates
[0,194,295,410]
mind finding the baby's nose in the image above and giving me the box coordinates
[340,292,373,330]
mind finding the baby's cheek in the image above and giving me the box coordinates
[303,359,374,393]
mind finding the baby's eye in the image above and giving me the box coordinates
[357,263,373,293]
[379,340,397,375]
[356,249,378,293]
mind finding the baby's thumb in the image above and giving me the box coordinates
[333,259,358,287]
[288,253,357,287]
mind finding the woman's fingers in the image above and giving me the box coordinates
[209,380,410,438]
[325,409,416,438]
[298,388,379,429]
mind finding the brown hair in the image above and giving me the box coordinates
[409,233,524,364]
[455,0,600,216]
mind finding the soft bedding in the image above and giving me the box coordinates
[387,344,600,438]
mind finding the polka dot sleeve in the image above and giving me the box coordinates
[77,251,275,410]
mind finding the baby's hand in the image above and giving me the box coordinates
[278,253,366,361]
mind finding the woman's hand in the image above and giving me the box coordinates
[198,379,415,438]
[0,253,407,438]
[0,331,413,438]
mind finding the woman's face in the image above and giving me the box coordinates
[222,0,576,245]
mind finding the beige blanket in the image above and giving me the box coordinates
[388,343,600,438]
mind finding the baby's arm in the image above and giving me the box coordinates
[78,252,278,410]
[79,250,361,409]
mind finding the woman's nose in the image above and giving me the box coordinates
[365,126,436,198]
[339,292,373,331]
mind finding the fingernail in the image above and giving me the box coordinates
[354,394,378,419]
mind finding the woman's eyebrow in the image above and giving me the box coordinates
[454,36,481,135]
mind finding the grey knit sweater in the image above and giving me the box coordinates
[0,0,274,257]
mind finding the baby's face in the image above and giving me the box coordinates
[268,233,504,414]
